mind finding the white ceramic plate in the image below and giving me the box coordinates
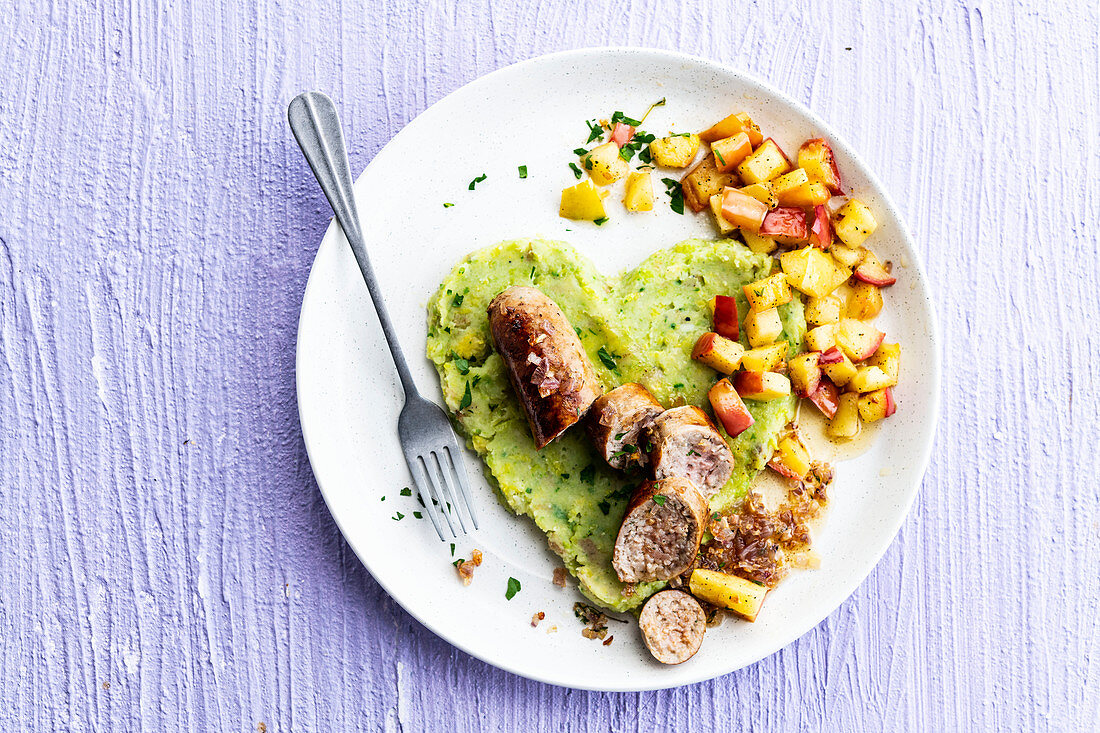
[296,48,940,691]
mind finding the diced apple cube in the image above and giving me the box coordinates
[581,142,629,186]
[709,193,736,234]
[743,273,792,311]
[849,365,894,393]
[682,155,735,212]
[710,295,740,340]
[760,206,809,245]
[853,249,896,286]
[809,379,840,418]
[805,295,842,326]
[734,371,792,401]
[869,342,901,382]
[833,199,878,248]
[770,434,813,480]
[780,181,830,208]
[711,132,753,172]
[708,379,755,438]
[821,348,857,387]
[788,352,822,397]
[744,307,783,347]
[857,387,896,422]
[771,168,810,200]
[826,393,861,439]
[739,182,778,209]
[689,568,766,622]
[610,122,634,147]
[780,246,841,297]
[797,138,843,194]
[559,180,607,221]
[808,205,834,249]
[721,188,769,232]
[804,324,837,352]
[741,342,788,373]
[692,332,745,374]
[830,244,862,268]
[741,231,778,254]
[847,281,883,319]
[699,112,763,146]
[836,318,885,362]
[623,171,654,212]
[649,133,701,168]
[737,138,791,184]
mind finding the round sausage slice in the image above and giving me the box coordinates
[638,589,706,665]
[488,286,602,449]
[649,406,734,497]
[588,383,665,469]
[612,476,708,583]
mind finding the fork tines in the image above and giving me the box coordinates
[407,444,478,540]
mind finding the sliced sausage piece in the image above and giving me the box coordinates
[588,383,665,469]
[649,406,734,497]
[612,476,708,583]
[638,589,706,665]
[488,286,603,449]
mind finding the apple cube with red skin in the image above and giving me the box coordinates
[849,365,894,393]
[769,435,812,480]
[710,295,740,340]
[721,188,769,232]
[869,342,901,382]
[809,379,840,418]
[858,387,896,422]
[708,379,755,438]
[692,332,745,374]
[781,181,830,208]
[610,122,634,147]
[805,324,837,353]
[797,138,844,194]
[830,244,862,269]
[760,206,809,245]
[744,307,783,347]
[854,250,897,287]
[743,273,792,312]
[820,347,857,386]
[709,193,737,235]
[836,319,886,362]
[711,132,753,172]
[788,351,822,397]
[734,371,792,401]
[581,142,630,186]
[737,139,791,184]
[682,155,735,213]
[701,112,764,146]
[848,282,884,320]
[833,199,878,248]
[808,205,834,249]
[741,342,788,373]
[739,182,778,209]
[827,393,861,439]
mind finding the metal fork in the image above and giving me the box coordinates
[288,91,478,540]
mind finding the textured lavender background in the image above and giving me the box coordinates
[2,1,1098,730]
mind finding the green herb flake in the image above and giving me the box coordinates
[453,356,470,375]
[585,119,603,143]
[573,147,588,156]
[450,543,456,557]
[453,558,464,567]
[400,487,412,497]
[579,464,597,484]
[672,382,685,389]
[393,512,405,520]
[468,174,487,190]
[443,202,455,208]
[458,381,473,411]
[593,216,609,226]
[652,495,667,507]
[597,346,618,371]
[451,292,464,307]
[530,266,536,279]
[714,148,726,166]
[505,577,522,600]
[597,499,611,516]
[661,178,685,215]
[518,165,528,179]
[569,162,583,179]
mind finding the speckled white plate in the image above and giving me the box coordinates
[296,48,940,691]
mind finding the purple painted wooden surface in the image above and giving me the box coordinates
[1,0,1097,729]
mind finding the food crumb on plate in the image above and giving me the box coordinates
[552,567,568,587]
[455,549,483,586]
[531,611,545,628]
[546,625,558,634]
[602,635,614,646]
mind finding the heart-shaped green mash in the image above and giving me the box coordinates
[427,238,805,611]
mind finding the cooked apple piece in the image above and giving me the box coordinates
[805,295,842,326]
[771,434,812,479]
[741,231,778,254]
[699,112,763,146]
[858,387,896,421]
[559,180,607,221]
[788,351,822,397]
[710,295,740,340]
[781,246,841,297]
[682,155,734,213]
[804,324,837,353]
[692,332,745,374]
[649,133,701,168]
[771,168,810,201]
[808,205,834,249]
[709,193,736,234]
[833,199,878,248]
[580,142,630,186]
[708,379,755,438]
[830,244,862,268]
[739,182,778,209]
[741,342,788,372]
[780,181,830,208]
[744,307,783,347]
[797,138,843,194]
[836,318,885,362]
[820,347,857,387]
[610,121,634,147]
[734,371,792,401]
[848,281,883,319]
[721,188,769,232]
[689,568,766,622]
[760,206,809,246]
[853,250,897,286]
[869,342,901,382]
[827,393,861,439]
[711,132,753,172]
[623,171,654,212]
[849,365,895,393]
[737,138,791,184]
[809,378,840,418]
[743,273,792,312]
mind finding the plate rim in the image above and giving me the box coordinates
[295,46,942,691]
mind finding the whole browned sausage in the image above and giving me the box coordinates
[638,589,707,665]
[488,286,602,449]
[648,406,733,498]
[587,383,665,470]
[612,476,708,583]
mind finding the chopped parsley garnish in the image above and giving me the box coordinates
[453,356,470,375]
[661,178,685,215]
[614,432,626,441]
[610,110,642,127]
[593,217,609,226]
[573,147,588,156]
[687,449,698,456]
[380,496,385,501]
[637,147,653,166]
[393,512,405,520]
[443,202,454,208]
[468,173,487,190]
[579,464,597,484]
[530,266,536,279]
[569,162,583,179]
[672,382,685,389]
[585,119,603,143]
[505,577,522,600]
[597,346,618,371]
[711,512,721,521]
[400,487,412,496]
[413,511,423,519]
[518,165,528,179]
[714,148,726,166]
[597,499,611,515]
[453,558,464,567]
[651,495,667,506]
[582,156,594,170]
[450,543,456,557]
[458,381,472,411]
[451,292,464,307]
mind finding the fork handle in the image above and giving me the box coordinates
[288,91,419,400]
